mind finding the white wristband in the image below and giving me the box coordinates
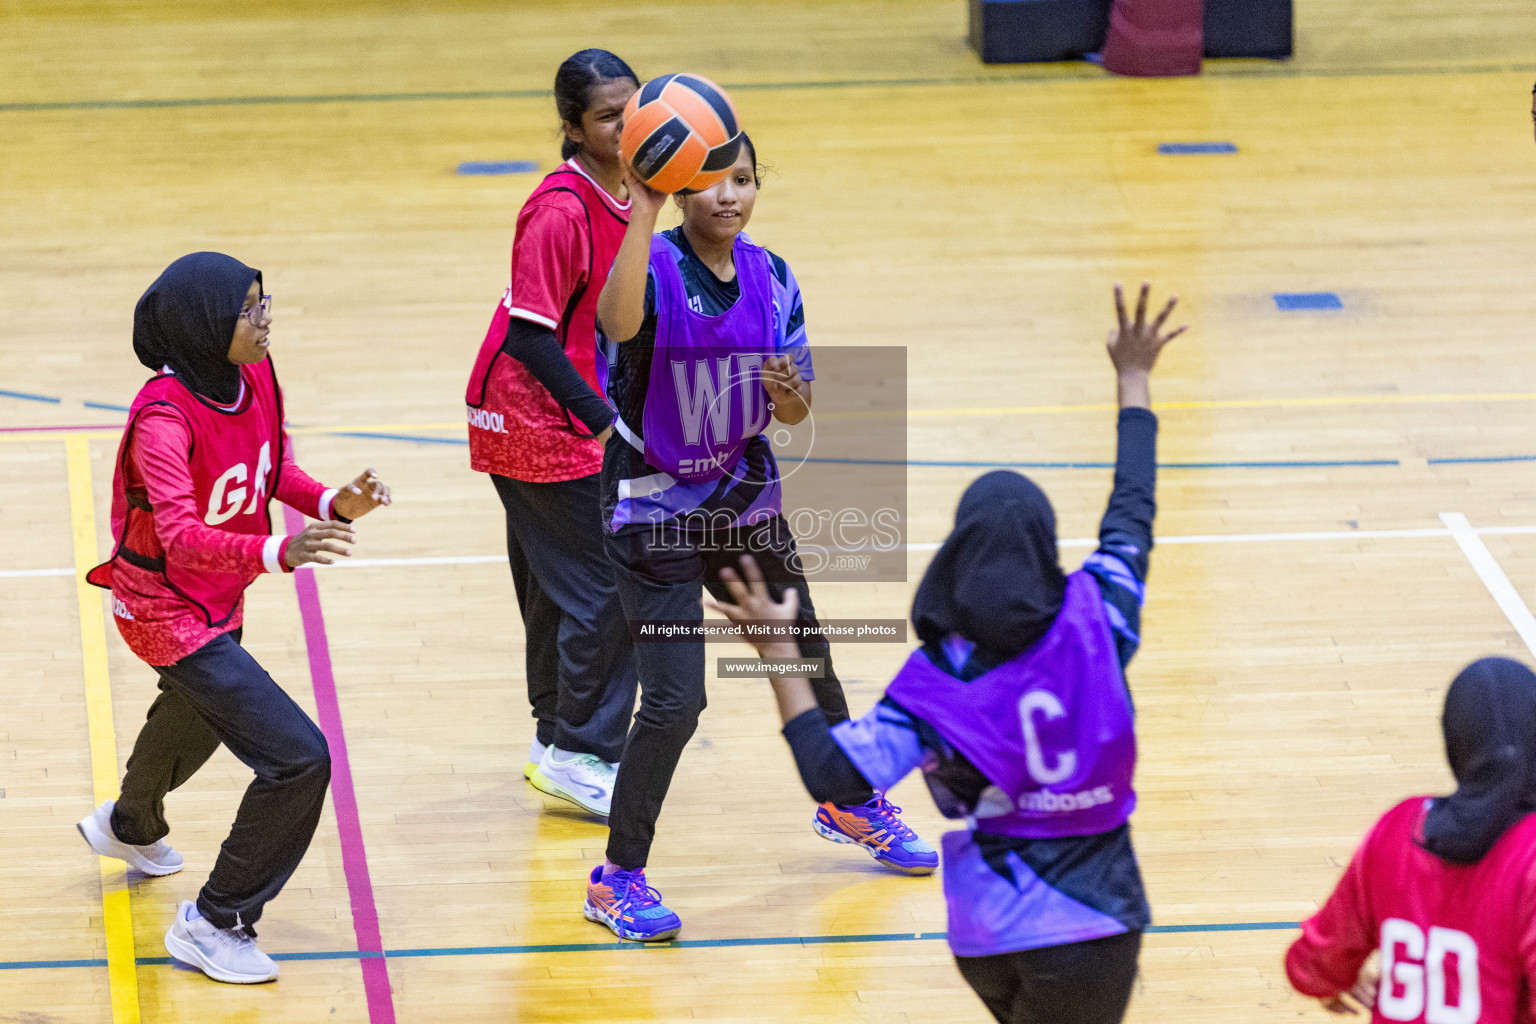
[319,488,339,521]
[262,535,288,574]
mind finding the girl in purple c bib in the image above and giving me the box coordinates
[588,137,935,942]
[714,284,1186,1024]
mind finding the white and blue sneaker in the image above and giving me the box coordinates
[164,900,278,984]
[530,746,616,817]
[76,800,183,876]
[524,738,547,781]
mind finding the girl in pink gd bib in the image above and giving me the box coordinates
[77,252,391,984]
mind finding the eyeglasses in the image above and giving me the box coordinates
[237,294,272,326]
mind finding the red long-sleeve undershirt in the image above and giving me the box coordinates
[124,406,332,573]
[109,406,335,665]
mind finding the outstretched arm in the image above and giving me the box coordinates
[710,555,817,722]
[1099,282,1180,578]
[1081,284,1184,665]
[710,555,915,805]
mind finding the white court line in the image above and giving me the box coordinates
[1441,513,1536,660]
[343,555,505,569]
[296,527,1472,566]
[9,524,1536,577]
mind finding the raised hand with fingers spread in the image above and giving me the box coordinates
[1108,282,1186,411]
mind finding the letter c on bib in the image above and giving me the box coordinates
[206,463,249,525]
[1019,690,1077,786]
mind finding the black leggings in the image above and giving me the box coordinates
[955,931,1142,1024]
[492,473,638,762]
[603,514,861,869]
[113,629,331,934]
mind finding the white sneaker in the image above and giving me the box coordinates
[164,900,278,984]
[76,800,183,876]
[524,738,547,781]
[529,746,616,817]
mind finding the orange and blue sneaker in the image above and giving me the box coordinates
[583,865,682,942]
[813,796,938,875]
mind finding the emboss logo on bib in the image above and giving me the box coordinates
[205,442,272,525]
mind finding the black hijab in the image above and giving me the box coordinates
[133,252,261,405]
[1420,657,1536,864]
[912,470,1068,664]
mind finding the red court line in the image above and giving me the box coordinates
[283,503,397,1024]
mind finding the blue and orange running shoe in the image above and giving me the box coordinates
[814,795,938,875]
[583,865,682,942]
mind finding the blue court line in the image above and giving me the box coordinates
[329,430,471,445]
[809,457,1399,470]
[1159,142,1238,155]
[0,388,62,404]
[82,400,131,412]
[7,62,1536,115]
[1428,454,1536,465]
[0,921,1300,972]
[1274,292,1343,311]
[319,433,1398,470]
[0,957,108,969]
[458,160,539,175]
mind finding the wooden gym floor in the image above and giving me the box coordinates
[4,0,1536,1020]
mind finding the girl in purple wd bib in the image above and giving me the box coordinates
[587,137,935,941]
[713,284,1185,1024]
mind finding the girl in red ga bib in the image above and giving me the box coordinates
[76,252,391,985]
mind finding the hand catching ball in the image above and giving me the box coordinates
[620,73,744,194]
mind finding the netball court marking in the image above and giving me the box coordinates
[0,919,1300,972]
[1442,513,1536,661]
[282,502,397,1024]
[63,437,141,1024]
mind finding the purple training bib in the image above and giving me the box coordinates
[886,571,1137,839]
[641,232,776,484]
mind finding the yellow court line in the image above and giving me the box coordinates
[64,437,140,1024]
[909,392,1536,417]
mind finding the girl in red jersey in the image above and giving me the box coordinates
[1287,657,1536,1022]
[464,50,640,816]
[76,252,390,984]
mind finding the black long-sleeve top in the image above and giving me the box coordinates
[501,316,615,436]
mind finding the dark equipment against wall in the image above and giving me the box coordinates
[968,0,1291,65]
[968,0,1112,64]
[1203,0,1292,58]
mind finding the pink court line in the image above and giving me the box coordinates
[282,503,397,1024]
[0,423,123,433]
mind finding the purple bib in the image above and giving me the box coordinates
[641,232,776,484]
[886,571,1136,839]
